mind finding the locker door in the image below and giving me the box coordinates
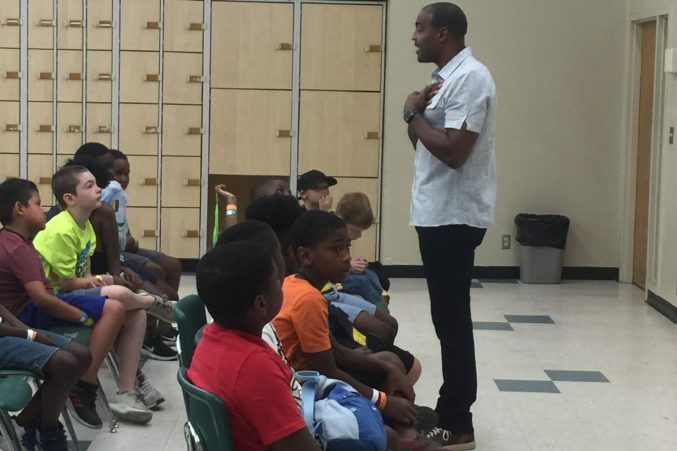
[27,102,54,154]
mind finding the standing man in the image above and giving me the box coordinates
[403,3,496,450]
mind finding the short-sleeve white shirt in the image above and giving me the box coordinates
[410,47,497,228]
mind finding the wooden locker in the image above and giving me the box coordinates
[0,49,20,101]
[28,0,55,50]
[127,207,158,250]
[57,50,83,102]
[27,154,55,206]
[57,0,83,50]
[162,104,201,157]
[85,103,112,147]
[120,0,160,51]
[0,2,21,49]
[56,102,83,155]
[161,156,201,207]
[28,50,54,102]
[211,1,293,89]
[298,91,380,177]
[86,51,113,102]
[331,177,379,261]
[118,103,158,155]
[125,155,158,207]
[0,153,19,181]
[119,51,160,104]
[300,3,382,91]
[160,207,200,258]
[87,0,113,50]
[0,101,20,154]
[162,52,202,105]
[27,102,54,154]
[163,0,203,53]
[209,89,291,175]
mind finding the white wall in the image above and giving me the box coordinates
[379,0,628,268]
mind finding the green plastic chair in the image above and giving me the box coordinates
[0,377,32,451]
[174,294,207,368]
[177,367,235,451]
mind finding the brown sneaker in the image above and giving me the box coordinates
[425,427,475,450]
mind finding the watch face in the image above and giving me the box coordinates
[404,109,417,123]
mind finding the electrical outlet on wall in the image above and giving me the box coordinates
[501,234,511,250]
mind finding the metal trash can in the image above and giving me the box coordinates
[514,214,570,284]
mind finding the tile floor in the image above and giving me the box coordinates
[5,277,676,451]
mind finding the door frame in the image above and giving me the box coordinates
[619,13,667,291]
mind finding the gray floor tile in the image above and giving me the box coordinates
[544,370,609,383]
[504,314,555,324]
[479,279,519,284]
[471,280,484,288]
[494,379,560,393]
[473,321,514,331]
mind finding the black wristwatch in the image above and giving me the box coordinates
[403,108,419,123]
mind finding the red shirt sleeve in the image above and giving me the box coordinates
[234,349,306,446]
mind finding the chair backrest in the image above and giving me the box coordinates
[174,294,208,367]
[177,367,235,451]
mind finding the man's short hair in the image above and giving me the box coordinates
[52,165,89,208]
[0,178,38,225]
[424,2,467,38]
[245,195,305,246]
[108,149,127,161]
[336,192,374,230]
[216,220,278,253]
[196,241,274,326]
[290,210,346,253]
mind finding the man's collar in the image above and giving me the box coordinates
[432,47,472,81]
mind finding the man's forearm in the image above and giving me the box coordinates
[409,114,458,166]
[408,122,418,148]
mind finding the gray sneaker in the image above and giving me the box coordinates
[145,294,176,323]
[136,371,165,409]
[110,390,153,424]
[425,428,475,450]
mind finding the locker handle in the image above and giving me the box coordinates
[38,124,54,133]
[275,43,293,51]
[184,230,200,238]
[144,126,159,134]
[39,72,54,80]
[364,45,382,53]
[364,131,380,140]
[187,75,203,83]
[66,73,82,81]
[187,23,204,31]
[38,19,55,27]
[145,21,161,30]
[38,177,52,185]
[96,73,112,81]
[186,127,202,135]
[183,179,200,187]
[276,130,292,138]
[67,20,82,28]
[67,125,82,133]
[145,74,160,82]
[4,71,20,79]
[5,124,20,132]
[141,178,157,186]
[4,19,20,27]
[96,20,113,28]
[142,229,157,238]
[96,125,112,134]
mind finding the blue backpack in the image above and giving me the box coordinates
[296,371,387,451]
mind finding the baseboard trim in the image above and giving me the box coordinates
[647,290,677,324]
[382,265,619,281]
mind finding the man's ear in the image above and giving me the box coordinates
[296,246,312,267]
[13,200,25,217]
[438,27,449,42]
[62,192,75,207]
[252,294,267,315]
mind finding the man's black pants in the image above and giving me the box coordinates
[416,224,486,433]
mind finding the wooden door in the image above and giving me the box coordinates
[119,51,160,104]
[162,105,202,157]
[87,0,113,50]
[86,51,113,102]
[0,101,20,154]
[57,50,83,102]
[120,0,160,51]
[0,154,19,181]
[160,208,200,258]
[162,52,203,105]
[161,156,201,207]
[27,102,54,154]
[28,50,54,102]
[27,154,55,206]
[0,1,21,49]
[56,102,83,155]
[125,156,158,207]
[127,207,158,250]
[164,0,204,53]
[28,0,55,50]
[85,103,113,147]
[0,49,21,101]
[57,0,84,50]
[118,104,159,155]
[633,20,656,289]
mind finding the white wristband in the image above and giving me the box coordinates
[26,329,36,341]
[370,388,379,405]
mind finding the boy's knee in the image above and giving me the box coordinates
[45,350,80,382]
[67,343,92,371]
[103,298,125,321]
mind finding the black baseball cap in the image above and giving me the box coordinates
[297,170,337,191]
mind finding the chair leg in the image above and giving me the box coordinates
[104,352,120,387]
[96,382,118,433]
[0,409,22,451]
[61,408,81,451]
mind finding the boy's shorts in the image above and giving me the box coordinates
[344,345,415,389]
[326,292,378,323]
[0,330,71,377]
[18,292,107,329]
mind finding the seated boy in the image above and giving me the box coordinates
[188,242,321,451]
[297,170,336,211]
[0,304,90,450]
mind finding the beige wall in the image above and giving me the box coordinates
[379,0,628,267]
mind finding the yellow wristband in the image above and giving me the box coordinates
[226,204,237,211]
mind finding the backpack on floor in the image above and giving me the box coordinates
[296,371,387,451]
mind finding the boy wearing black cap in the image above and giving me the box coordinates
[297,169,337,211]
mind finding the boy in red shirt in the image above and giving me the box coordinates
[188,242,320,451]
